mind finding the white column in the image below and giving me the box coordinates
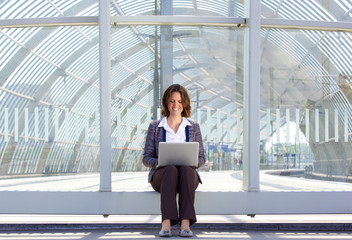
[325,109,329,142]
[296,109,300,142]
[65,108,69,141]
[315,109,319,143]
[305,109,309,141]
[207,109,211,141]
[242,0,260,192]
[24,108,29,142]
[127,108,131,139]
[85,111,89,142]
[75,112,79,142]
[99,0,112,192]
[45,108,49,142]
[276,109,280,144]
[266,109,270,142]
[35,107,39,142]
[116,108,121,141]
[334,109,338,142]
[237,108,241,143]
[286,109,290,143]
[227,109,231,143]
[147,108,151,123]
[344,109,348,142]
[95,109,99,142]
[157,108,161,120]
[14,108,18,142]
[4,108,8,142]
[197,109,201,125]
[160,0,173,93]
[217,110,221,142]
[55,108,59,140]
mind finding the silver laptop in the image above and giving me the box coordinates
[157,142,199,168]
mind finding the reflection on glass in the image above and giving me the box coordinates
[260,29,352,191]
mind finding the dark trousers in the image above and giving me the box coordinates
[151,165,199,226]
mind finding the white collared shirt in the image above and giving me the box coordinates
[158,117,192,142]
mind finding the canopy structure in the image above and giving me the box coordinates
[0,0,352,179]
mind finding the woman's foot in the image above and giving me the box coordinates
[180,219,193,237]
[159,219,172,237]
[179,229,193,237]
[159,229,172,237]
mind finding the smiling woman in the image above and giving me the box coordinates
[143,84,206,237]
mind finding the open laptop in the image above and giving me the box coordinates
[157,142,199,168]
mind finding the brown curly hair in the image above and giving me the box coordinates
[161,84,191,118]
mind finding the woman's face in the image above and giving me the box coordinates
[168,91,183,117]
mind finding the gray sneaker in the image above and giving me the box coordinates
[159,229,172,237]
[179,229,193,237]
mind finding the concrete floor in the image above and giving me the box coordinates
[1,229,352,240]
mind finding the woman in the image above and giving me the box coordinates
[143,84,206,237]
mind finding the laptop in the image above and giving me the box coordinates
[157,142,199,168]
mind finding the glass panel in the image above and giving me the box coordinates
[110,0,244,17]
[111,25,244,191]
[0,26,100,191]
[0,0,99,18]
[260,28,352,191]
[262,0,352,22]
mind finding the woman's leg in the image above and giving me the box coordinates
[178,166,199,227]
[151,165,179,226]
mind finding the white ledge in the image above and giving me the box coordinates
[0,191,351,215]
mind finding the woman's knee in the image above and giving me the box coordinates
[164,165,178,174]
[152,166,178,192]
[179,166,199,188]
[179,166,197,180]
[163,165,178,180]
[179,165,195,175]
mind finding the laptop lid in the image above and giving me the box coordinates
[157,142,199,168]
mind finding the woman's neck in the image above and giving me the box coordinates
[167,115,182,124]
[167,115,183,133]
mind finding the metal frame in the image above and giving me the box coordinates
[261,18,352,32]
[242,0,260,192]
[99,0,112,192]
[3,16,352,32]
[0,16,98,28]
[111,15,246,27]
[1,0,352,216]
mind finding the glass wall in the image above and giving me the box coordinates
[110,25,245,191]
[0,0,247,194]
[260,28,352,191]
[0,0,351,200]
[0,26,100,191]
